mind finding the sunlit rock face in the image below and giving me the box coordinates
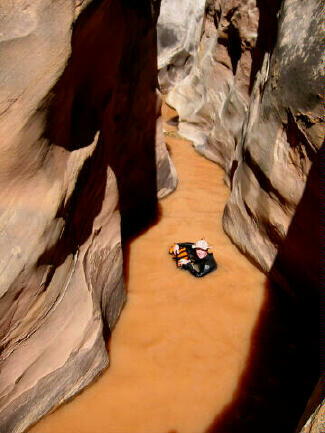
[0,0,173,432]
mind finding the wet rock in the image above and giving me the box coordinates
[0,0,173,431]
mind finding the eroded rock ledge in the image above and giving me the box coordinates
[0,1,176,431]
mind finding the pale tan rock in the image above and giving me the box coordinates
[224,0,324,293]
[165,0,259,178]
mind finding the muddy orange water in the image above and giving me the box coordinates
[29,104,267,433]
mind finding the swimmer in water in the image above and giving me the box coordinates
[169,239,217,277]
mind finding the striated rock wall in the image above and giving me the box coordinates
[223,0,324,292]
[0,1,175,432]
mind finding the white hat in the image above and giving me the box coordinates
[192,239,211,250]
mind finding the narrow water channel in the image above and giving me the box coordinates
[28,103,267,433]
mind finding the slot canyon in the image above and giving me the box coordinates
[0,1,323,432]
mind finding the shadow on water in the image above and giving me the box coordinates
[205,280,319,433]
[206,144,322,433]
[122,203,163,288]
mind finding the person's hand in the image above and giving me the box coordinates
[179,258,191,266]
[173,244,180,255]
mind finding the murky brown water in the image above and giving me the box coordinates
[29,104,267,433]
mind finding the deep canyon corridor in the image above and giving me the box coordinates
[27,104,319,433]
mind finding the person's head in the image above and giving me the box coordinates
[192,239,211,259]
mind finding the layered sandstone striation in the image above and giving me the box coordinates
[0,1,175,432]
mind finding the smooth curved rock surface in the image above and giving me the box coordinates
[0,1,175,432]
[157,0,206,92]
[165,0,260,176]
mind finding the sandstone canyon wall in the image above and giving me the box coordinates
[223,0,323,297]
[0,1,176,432]
[158,0,323,431]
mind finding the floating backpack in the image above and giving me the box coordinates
[169,244,190,267]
